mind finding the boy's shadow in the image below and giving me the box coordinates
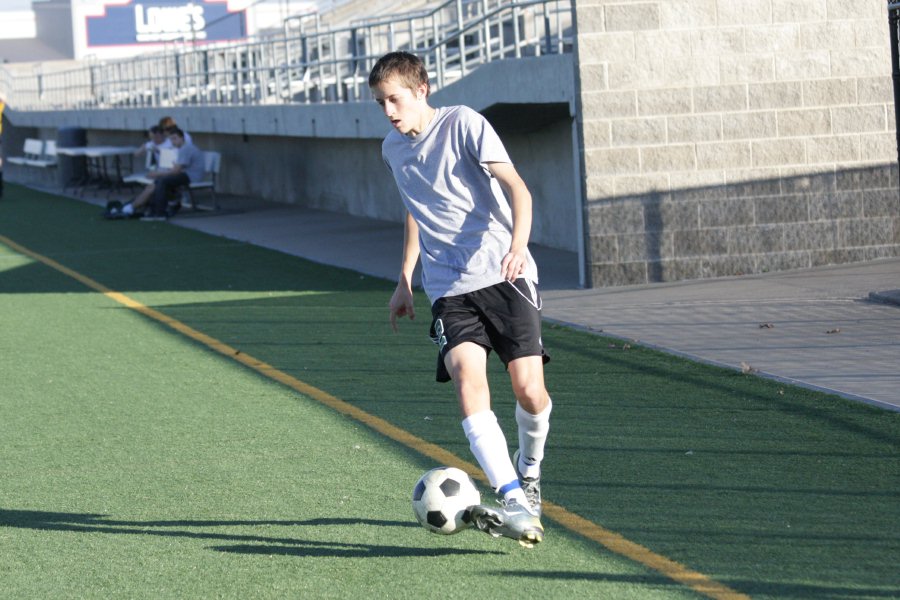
[0,509,503,558]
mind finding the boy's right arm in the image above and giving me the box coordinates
[389,211,420,332]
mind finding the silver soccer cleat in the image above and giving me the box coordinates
[470,498,544,548]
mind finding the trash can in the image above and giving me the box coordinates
[57,126,87,188]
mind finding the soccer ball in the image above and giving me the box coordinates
[412,467,481,535]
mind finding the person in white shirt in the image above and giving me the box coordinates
[370,51,552,548]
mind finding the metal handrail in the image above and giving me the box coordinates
[0,0,571,111]
[888,0,900,193]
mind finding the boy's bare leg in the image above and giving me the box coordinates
[507,355,550,414]
[508,355,551,516]
[131,183,155,211]
[447,343,544,546]
[445,342,491,417]
[446,342,519,490]
[111,183,154,218]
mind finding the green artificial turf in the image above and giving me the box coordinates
[1,184,898,599]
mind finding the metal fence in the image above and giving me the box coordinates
[0,0,572,111]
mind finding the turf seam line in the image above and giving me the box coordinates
[0,232,749,600]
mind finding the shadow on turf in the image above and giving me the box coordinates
[547,330,898,444]
[211,543,500,558]
[496,571,900,598]
[0,509,502,558]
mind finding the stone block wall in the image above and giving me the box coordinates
[574,0,900,286]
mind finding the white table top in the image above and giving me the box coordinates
[57,146,137,157]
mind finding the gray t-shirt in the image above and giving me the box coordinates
[382,105,538,304]
[176,142,205,183]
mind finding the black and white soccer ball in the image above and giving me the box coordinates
[411,467,481,535]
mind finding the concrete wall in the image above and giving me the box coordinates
[2,54,580,253]
[500,120,579,251]
[574,0,900,286]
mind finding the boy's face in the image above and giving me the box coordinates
[169,133,184,148]
[371,76,429,136]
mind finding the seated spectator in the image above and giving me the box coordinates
[133,125,167,167]
[158,116,192,146]
[107,128,204,221]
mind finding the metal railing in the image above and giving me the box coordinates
[0,0,571,111]
[888,0,900,174]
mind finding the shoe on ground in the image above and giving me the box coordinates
[166,199,182,216]
[513,449,542,517]
[103,200,124,220]
[470,498,544,548]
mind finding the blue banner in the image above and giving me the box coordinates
[86,0,247,46]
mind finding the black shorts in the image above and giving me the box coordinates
[429,279,550,383]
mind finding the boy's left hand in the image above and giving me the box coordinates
[501,248,528,282]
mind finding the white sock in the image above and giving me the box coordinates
[516,399,552,479]
[503,487,528,507]
[462,410,520,499]
[122,203,134,215]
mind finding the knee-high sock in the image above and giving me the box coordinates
[462,410,519,494]
[516,399,552,479]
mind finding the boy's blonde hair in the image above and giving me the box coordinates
[368,52,430,97]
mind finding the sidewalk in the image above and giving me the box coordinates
[543,261,900,412]
[168,197,900,412]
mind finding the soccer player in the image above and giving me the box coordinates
[369,52,552,547]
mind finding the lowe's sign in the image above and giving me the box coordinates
[86,0,246,46]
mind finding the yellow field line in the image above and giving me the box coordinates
[0,232,749,600]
